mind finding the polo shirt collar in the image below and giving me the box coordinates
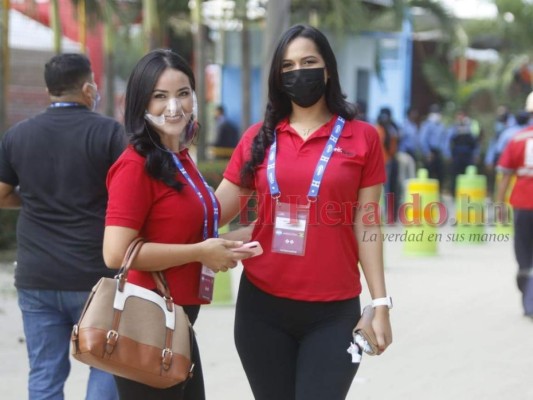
[176,147,190,160]
[277,114,353,139]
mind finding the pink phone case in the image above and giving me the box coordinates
[232,241,263,257]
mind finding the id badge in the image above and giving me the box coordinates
[198,265,215,302]
[272,202,309,256]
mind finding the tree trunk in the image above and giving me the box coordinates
[261,0,290,109]
[77,0,86,53]
[103,0,116,117]
[143,0,160,52]
[192,0,207,162]
[50,0,61,54]
[239,0,251,132]
[0,0,10,134]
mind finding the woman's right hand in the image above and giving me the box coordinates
[197,238,247,273]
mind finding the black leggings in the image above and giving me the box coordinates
[514,209,533,315]
[114,305,205,400]
[235,273,361,400]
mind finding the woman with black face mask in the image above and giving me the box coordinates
[215,24,393,400]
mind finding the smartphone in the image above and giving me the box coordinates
[231,241,263,258]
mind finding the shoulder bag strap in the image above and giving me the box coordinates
[117,237,144,291]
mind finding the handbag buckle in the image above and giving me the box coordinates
[188,363,195,378]
[116,273,127,292]
[161,348,173,370]
[163,296,174,312]
[105,330,119,355]
[106,329,119,340]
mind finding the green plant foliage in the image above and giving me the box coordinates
[457,0,533,110]
[494,0,533,50]
[421,58,456,100]
[197,159,230,189]
[114,29,146,81]
[290,0,389,32]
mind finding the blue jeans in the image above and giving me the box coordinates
[17,289,119,400]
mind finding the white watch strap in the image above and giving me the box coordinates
[372,296,393,309]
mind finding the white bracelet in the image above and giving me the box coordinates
[372,296,393,309]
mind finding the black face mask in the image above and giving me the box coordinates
[281,68,326,108]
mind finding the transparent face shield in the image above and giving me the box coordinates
[145,97,183,125]
[144,92,199,150]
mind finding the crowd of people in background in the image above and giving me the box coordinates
[362,98,533,222]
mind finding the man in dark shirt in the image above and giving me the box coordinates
[0,53,126,399]
[446,109,481,196]
[212,105,239,159]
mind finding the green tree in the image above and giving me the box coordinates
[429,0,533,113]
[288,0,456,36]
[489,0,533,105]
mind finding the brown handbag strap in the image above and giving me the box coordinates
[117,238,144,291]
[117,238,175,313]
[121,237,145,269]
[153,271,174,312]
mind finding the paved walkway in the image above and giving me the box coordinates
[1,224,532,399]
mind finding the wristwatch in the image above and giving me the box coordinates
[372,296,393,309]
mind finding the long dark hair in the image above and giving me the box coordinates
[240,24,357,187]
[124,49,196,191]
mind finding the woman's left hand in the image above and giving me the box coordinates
[371,307,393,355]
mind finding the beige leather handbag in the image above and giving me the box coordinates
[71,238,194,388]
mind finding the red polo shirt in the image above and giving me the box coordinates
[224,116,385,301]
[498,126,533,209]
[106,146,218,305]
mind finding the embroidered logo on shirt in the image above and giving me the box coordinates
[333,147,355,157]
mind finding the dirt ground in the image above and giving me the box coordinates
[1,224,532,399]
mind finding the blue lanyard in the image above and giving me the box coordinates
[50,102,82,108]
[267,116,345,200]
[170,153,219,239]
